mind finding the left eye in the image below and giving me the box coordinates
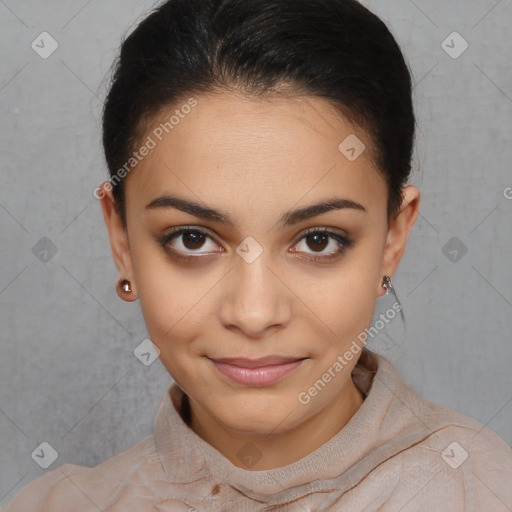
[292,230,350,258]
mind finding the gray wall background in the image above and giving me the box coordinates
[1,0,511,504]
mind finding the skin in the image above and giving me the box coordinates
[99,91,420,470]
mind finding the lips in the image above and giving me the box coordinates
[208,356,306,368]
[208,356,307,386]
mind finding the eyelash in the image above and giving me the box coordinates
[158,226,354,263]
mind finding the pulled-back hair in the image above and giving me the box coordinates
[102,0,415,225]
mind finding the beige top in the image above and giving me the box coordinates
[2,350,511,511]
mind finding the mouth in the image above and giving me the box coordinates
[206,356,308,387]
[207,355,308,368]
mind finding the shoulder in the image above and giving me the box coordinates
[371,353,511,510]
[0,463,83,512]
[389,395,511,511]
[392,421,511,511]
[1,435,163,512]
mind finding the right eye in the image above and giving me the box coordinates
[159,226,223,259]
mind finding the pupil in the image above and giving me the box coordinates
[183,232,205,250]
[308,233,327,252]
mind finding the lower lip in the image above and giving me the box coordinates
[209,359,305,386]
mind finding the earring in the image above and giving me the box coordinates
[382,275,405,322]
[121,279,132,294]
[117,278,136,301]
[382,275,393,294]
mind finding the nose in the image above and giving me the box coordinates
[219,253,292,339]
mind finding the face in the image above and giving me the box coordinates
[100,91,419,438]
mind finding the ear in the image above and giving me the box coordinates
[378,185,420,296]
[98,182,137,298]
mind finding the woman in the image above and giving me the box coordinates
[3,0,510,510]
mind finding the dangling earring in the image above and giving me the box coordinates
[382,275,405,322]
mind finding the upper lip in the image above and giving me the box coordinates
[208,356,306,368]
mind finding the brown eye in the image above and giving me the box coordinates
[292,228,353,261]
[160,227,220,257]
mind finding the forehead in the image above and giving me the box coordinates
[125,91,386,224]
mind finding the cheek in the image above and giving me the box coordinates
[130,236,223,379]
[313,240,384,349]
[130,239,194,350]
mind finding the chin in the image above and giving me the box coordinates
[215,399,300,434]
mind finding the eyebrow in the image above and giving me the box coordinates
[145,194,366,227]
